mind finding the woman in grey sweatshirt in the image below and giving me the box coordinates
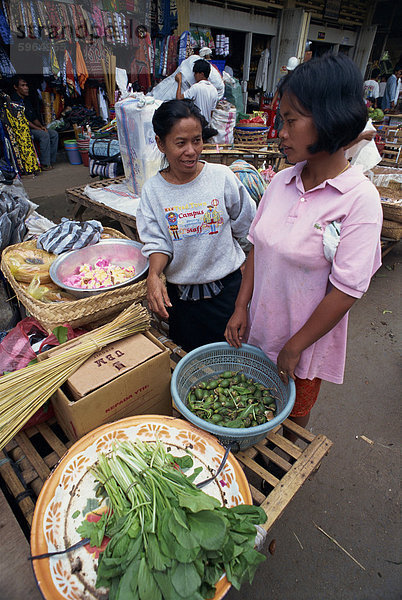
[136,99,256,351]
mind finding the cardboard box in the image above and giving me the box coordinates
[40,331,172,440]
[66,334,163,400]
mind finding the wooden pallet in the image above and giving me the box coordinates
[0,329,332,536]
[65,176,140,241]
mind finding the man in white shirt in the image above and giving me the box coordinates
[363,69,380,107]
[175,60,218,123]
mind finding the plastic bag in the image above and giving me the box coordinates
[0,317,48,375]
[323,221,341,262]
[210,102,237,144]
[26,276,75,303]
[115,93,163,195]
[223,74,245,120]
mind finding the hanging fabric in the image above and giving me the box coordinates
[83,38,105,79]
[76,41,89,89]
[50,45,60,78]
[1,100,40,175]
[0,47,16,77]
[0,6,11,44]
[255,48,271,92]
[91,3,105,38]
[63,50,80,97]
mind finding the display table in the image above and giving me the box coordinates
[0,326,332,535]
[201,144,283,170]
[66,176,140,240]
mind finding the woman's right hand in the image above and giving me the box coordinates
[146,273,172,320]
[225,307,248,348]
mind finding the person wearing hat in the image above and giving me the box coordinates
[304,41,313,63]
[268,57,300,110]
[175,59,218,123]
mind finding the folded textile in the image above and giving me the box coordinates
[36,218,103,254]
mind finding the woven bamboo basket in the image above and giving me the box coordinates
[0,228,152,332]
[381,219,402,241]
[234,126,268,150]
[377,185,402,223]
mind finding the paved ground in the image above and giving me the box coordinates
[0,160,400,599]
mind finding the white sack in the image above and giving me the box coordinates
[115,94,163,195]
[151,55,224,102]
[210,105,237,144]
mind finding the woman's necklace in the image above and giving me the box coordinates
[303,161,350,190]
[334,162,350,178]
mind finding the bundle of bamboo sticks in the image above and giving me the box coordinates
[102,50,116,106]
[0,303,150,450]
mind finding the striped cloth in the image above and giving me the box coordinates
[229,159,267,205]
[36,218,103,254]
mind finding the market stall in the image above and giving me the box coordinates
[0,160,335,599]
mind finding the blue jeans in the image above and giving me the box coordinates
[31,128,59,166]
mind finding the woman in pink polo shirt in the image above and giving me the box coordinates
[225,53,382,436]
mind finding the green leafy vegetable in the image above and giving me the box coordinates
[77,439,267,599]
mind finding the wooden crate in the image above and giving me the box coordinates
[0,329,332,535]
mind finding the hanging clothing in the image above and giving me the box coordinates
[76,42,89,89]
[0,47,16,77]
[50,45,60,78]
[63,50,80,97]
[83,39,105,79]
[255,48,271,92]
[0,98,40,175]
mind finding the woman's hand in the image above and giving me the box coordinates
[225,307,248,348]
[276,342,301,384]
[146,272,171,320]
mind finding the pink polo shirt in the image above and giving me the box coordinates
[247,162,382,384]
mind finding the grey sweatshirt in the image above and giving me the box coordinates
[136,162,256,285]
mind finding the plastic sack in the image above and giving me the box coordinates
[24,211,55,239]
[0,317,48,375]
[115,94,163,195]
[151,55,224,102]
[26,276,75,303]
[323,221,341,262]
[210,102,237,144]
[344,118,381,172]
[223,73,245,120]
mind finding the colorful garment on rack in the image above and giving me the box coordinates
[63,50,80,97]
[76,42,89,89]
[0,7,11,44]
[4,104,40,175]
[83,39,104,79]
[50,45,60,77]
[58,3,72,42]
[0,47,16,77]
[166,34,179,75]
[103,0,120,11]
[91,4,105,37]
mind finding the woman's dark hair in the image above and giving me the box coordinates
[152,99,217,142]
[278,53,367,154]
[193,59,211,78]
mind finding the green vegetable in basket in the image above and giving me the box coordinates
[188,373,277,429]
[77,439,266,600]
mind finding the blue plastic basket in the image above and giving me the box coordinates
[171,342,295,450]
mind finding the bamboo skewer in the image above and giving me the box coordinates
[0,303,150,450]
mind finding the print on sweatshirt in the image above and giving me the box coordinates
[164,199,223,240]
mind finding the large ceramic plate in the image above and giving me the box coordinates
[31,415,252,600]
